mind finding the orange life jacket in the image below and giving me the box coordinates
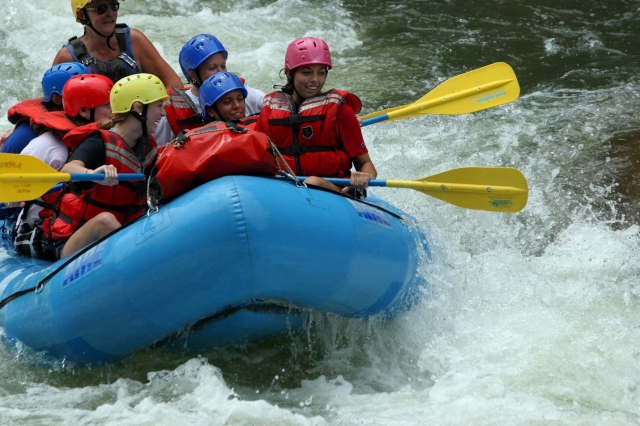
[29,111,80,139]
[7,98,49,125]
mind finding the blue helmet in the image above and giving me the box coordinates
[198,72,247,119]
[179,34,228,82]
[41,62,89,102]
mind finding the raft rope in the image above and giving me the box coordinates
[146,174,158,216]
[268,140,306,187]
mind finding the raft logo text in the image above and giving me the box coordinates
[62,244,106,288]
[348,199,392,229]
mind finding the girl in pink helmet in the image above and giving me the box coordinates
[255,37,376,196]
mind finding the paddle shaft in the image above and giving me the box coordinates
[293,166,529,213]
[0,152,145,203]
[320,178,526,195]
[0,173,143,183]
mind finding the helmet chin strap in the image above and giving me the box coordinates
[129,104,150,162]
[83,9,116,51]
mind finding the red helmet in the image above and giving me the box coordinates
[62,74,114,117]
[285,37,332,71]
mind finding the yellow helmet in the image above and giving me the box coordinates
[71,0,91,23]
[110,73,168,114]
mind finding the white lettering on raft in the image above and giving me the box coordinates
[347,199,392,229]
[62,243,106,288]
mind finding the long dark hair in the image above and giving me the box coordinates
[275,68,295,95]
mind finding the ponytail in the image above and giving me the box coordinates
[98,113,127,130]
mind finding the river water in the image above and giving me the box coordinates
[1,0,640,424]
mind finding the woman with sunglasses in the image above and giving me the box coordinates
[52,0,182,88]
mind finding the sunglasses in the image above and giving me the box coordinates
[85,3,120,15]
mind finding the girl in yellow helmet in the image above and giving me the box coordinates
[39,74,168,260]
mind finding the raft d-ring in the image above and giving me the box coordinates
[147,197,159,216]
[35,282,44,293]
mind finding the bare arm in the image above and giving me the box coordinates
[130,28,183,89]
[62,160,119,185]
[0,129,13,149]
[349,153,377,189]
[52,46,75,65]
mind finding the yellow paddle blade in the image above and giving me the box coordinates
[0,153,71,202]
[361,62,520,122]
[387,167,528,213]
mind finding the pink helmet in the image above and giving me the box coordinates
[284,37,332,71]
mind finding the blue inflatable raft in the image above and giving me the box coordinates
[0,175,429,364]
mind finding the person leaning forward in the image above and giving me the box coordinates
[38,74,167,261]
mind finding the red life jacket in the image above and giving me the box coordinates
[18,187,64,225]
[258,89,362,177]
[152,120,276,202]
[7,98,49,125]
[35,188,64,221]
[30,111,80,139]
[164,78,252,136]
[164,86,203,136]
[42,129,157,240]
